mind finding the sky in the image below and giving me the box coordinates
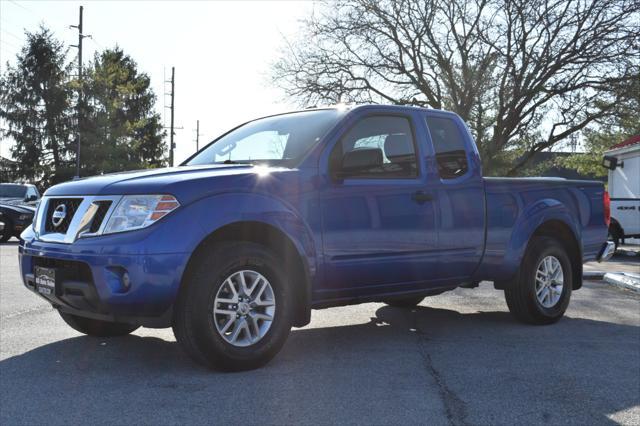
[0,0,315,164]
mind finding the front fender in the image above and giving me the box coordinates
[182,192,318,277]
[486,198,581,282]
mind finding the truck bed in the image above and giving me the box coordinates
[475,177,607,283]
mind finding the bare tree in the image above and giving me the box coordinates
[273,0,639,175]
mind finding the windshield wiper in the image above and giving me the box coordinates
[214,159,253,165]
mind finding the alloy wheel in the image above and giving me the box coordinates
[535,256,564,308]
[212,270,276,347]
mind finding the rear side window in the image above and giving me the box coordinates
[425,117,469,179]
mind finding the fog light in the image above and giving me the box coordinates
[105,266,131,294]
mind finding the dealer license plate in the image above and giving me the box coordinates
[34,266,56,296]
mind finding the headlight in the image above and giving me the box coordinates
[103,195,180,234]
[31,201,40,230]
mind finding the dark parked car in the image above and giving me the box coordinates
[0,183,40,206]
[0,203,36,242]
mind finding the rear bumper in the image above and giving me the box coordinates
[597,241,616,263]
[19,234,190,328]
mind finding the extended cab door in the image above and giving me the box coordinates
[422,112,486,280]
[318,112,439,294]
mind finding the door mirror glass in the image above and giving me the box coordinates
[342,148,383,173]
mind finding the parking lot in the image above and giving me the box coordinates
[1,240,639,425]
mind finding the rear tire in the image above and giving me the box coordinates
[172,241,293,371]
[504,236,572,325]
[607,225,621,251]
[59,312,139,337]
[383,296,425,308]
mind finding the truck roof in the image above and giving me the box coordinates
[237,104,460,132]
[306,103,455,115]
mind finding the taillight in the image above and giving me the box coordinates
[603,191,611,227]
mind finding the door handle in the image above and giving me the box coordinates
[412,191,433,204]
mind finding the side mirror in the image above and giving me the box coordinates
[602,155,621,170]
[341,148,383,173]
[25,195,38,202]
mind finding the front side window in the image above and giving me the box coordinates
[186,110,341,167]
[26,187,37,199]
[425,116,469,179]
[331,116,418,179]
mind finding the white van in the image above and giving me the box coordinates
[603,135,640,248]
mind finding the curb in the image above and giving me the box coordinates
[603,273,640,293]
[583,271,606,280]
[616,248,640,258]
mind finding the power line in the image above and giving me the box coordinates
[89,36,104,50]
[0,39,19,51]
[5,0,75,32]
[6,0,49,25]
[7,0,36,15]
[1,29,23,41]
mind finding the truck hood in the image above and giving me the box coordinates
[0,197,26,204]
[0,203,36,214]
[45,164,295,205]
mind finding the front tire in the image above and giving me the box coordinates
[0,218,13,242]
[504,236,572,325]
[173,242,293,371]
[59,312,139,337]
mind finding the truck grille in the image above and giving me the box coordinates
[44,198,83,233]
[89,201,112,233]
[35,195,120,243]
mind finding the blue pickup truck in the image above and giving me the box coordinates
[19,105,614,371]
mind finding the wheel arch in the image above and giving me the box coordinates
[530,220,583,290]
[494,198,583,290]
[181,220,312,327]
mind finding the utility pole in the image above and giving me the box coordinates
[195,120,201,152]
[70,6,90,178]
[168,67,175,166]
[164,67,182,165]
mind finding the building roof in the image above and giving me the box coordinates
[610,135,640,150]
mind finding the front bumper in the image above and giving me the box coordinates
[19,233,190,328]
[597,241,616,263]
[13,219,32,235]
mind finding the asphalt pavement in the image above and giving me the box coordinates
[1,240,639,425]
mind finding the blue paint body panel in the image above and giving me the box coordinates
[19,105,609,326]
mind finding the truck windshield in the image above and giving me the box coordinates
[0,184,27,198]
[186,109,341,167]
